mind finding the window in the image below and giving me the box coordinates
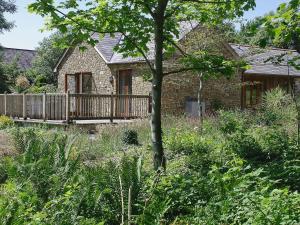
[82,73,93,93]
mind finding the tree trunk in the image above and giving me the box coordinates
[151,1,167,171]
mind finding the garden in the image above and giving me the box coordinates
[0,88,299,225]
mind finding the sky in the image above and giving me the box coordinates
[0,0,289,50]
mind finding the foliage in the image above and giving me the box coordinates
[1,55,24,90]
[27,84,57,93]
[1,89,300,224]
[0,56,9,93]
[121,129,139,146]
[0,115,13,129]
[234,12,280,48]
[27,32,65,86]
[264,0,300,53]
[260,87,297,127]
[15,75,31,93]
[0,0,16,33]
[29,0,256,170]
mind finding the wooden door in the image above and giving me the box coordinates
[117,70,132,117]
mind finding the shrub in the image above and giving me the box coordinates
[218,110,248,134]
[229,126,289,162]
[15,75,30,93]
[0,116,13,129]
[136,172,210,225]
[260,87,297,127]
[189,164,300,225]
[122,129,139,146]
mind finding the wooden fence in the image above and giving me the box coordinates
[0,93,152,122]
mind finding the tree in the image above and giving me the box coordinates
[234,9,300,50]
[0,55,9,93]
[2,55,23,88]
[27,32,65,86]
[0,0,16,92]
[235,13,274,47]
[29,0,256,170]
[261,0,300,145]
[0,0,17,33]
[264,0,300,53]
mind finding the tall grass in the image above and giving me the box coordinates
[0,88,299,225]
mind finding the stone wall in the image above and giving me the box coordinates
[162,71,241,115]
[57,45,113,94]
[57,45,152,96]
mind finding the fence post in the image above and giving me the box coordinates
[66,90,70,123]
[148,93,152,114]
[110,92,114,123]
[42,92,47,121]
[23,93,27,120]
[4,92,7,116]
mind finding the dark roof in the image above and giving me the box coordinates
[92,21,198,64]
[54,21,198,71]
[230,44,300,77]
[0,47,37,71]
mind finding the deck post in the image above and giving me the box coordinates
[43,92,46,121]
[4,92,7,116]
[110,92,114,123]
[23,93,27,120]
[148,93,152,114]
[66,90,70,124]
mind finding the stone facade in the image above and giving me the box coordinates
[57,45,152,96]
[162,71,241,115]
[56,42,242,116]
[57,46,113,94]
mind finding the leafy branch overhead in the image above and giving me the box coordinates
[28,0,255,68]
[263,0,300,53]
[178,53,247,79]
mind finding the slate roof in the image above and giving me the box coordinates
[230,44,300,77]
[0,47,37,71]
[91,21,198,64]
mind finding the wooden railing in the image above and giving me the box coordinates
[0,93,152,122]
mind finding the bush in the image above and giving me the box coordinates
[260,88,297,126]
[15,75,30,93]
[121,129,139,146]
[218,110,249,134]
[229,126,289,162]
[189,163,300,225]
[0,116,13,129]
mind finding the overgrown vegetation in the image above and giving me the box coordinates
[0,116,13,130]
[0,89,299,224]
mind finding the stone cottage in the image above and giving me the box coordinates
[54,25,300,115]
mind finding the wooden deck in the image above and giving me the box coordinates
[0,93,152,123]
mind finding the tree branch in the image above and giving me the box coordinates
[121,32,156,74]
[134,0,156,18]
[180,0,231,3]
[51,6,155,73]
[53,7,119,34]
[165,37,188,56]
[163,67,196,76]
